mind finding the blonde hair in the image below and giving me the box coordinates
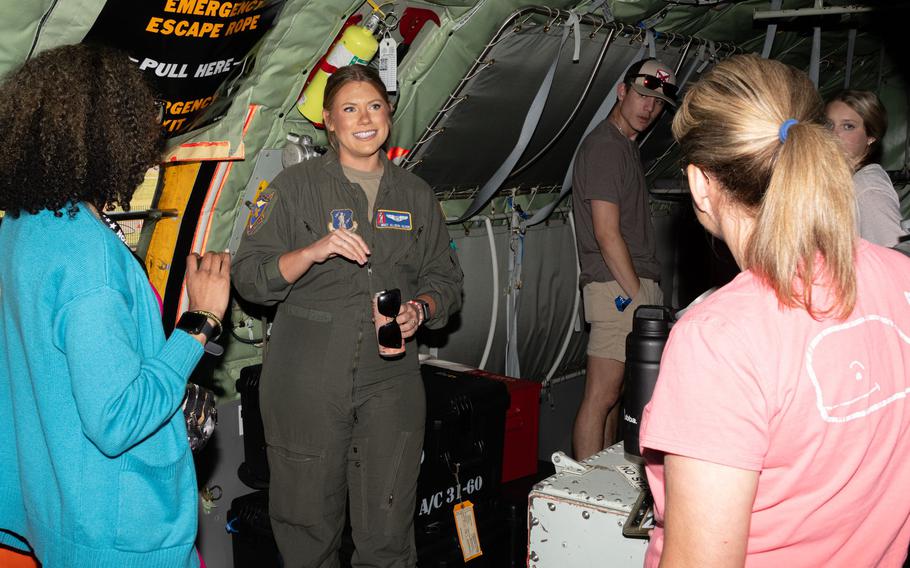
[673,54,857,319]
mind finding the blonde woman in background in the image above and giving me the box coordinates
[826,90,906,246]
[640,54,910,567]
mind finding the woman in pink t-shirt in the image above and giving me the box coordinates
[640,54,910,567]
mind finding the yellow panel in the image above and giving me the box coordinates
[164,140,243,163]
[145,162,202,299]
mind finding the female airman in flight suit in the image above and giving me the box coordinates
[232,64,463,567]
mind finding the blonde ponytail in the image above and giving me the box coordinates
[747,121,856,319]
[673,54,857,319]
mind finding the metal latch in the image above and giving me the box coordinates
[551,451,590,475]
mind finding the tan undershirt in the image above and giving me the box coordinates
[342,164,384,221]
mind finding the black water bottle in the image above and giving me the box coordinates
[622,305,674,463]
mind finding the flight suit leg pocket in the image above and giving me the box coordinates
[267,445,325,527]
[377,430,423,537]
[261,306,334,436]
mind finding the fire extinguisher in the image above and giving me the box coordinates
[296,11,383,127]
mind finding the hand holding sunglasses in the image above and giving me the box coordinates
[373,288,406,357]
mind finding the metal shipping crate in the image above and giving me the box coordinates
[528,444,648,567]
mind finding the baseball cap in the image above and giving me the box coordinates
[623,58,678,107]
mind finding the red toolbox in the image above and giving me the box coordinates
[466,369,541,483]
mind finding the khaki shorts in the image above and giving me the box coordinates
[583,278,663,362]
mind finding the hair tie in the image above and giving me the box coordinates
[778,119,798,143]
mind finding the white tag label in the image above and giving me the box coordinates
[238,404,244,437]
[453,500,482,561]
[615,463,648,490]
[378,37,398,92]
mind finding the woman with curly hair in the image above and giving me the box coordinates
[0,43,230,567]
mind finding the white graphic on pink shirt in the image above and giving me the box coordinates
[806,308,910,423]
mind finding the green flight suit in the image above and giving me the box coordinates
[232,148,463,568]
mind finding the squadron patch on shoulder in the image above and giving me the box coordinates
[329,209,358,232]
[246,181,274,236]
[375,209,412,230]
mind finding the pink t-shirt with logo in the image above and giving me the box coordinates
[641,241,910,567]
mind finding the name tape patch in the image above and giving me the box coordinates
[375,209,412,230]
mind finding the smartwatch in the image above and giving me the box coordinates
[409,299,431,325]
[176,311,224,356]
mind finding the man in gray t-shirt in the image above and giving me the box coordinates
[571,58,676,459]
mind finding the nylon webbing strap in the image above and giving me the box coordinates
[808,0,822,86]
[583,0,613,23]
[678,43,707,88]
[809,25,821,87]
[844,28,856,88]
[760,0,783,59]
[505,203,524,378]
[449,12,579,224]
[522,30,653,228]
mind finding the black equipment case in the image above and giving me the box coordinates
[228,362,512,566]
[415,364,510,540]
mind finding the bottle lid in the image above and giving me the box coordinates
[631,305,672,335]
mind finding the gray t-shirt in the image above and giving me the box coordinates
[853,163,906,247]
[342,164,384,221]
[571,119,660,287]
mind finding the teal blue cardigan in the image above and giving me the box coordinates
[0,205,203,567]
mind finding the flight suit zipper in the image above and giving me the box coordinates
[349,179,372,402]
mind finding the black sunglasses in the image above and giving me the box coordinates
[630,74,678,99]
[376,288,402,349]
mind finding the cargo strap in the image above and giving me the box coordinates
[505,197,526,378]
[760,0,784,58]
[449,11,580,224]
[844,28,856,88]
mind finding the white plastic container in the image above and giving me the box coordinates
[528,443,649,567]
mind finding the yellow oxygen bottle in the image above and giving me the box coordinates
[296,11,382,127]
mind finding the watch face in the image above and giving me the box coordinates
[177,311,208,335]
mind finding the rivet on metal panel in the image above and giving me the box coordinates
[596,494,605,501]
[530,551,540,562]
[531,517,539,526]
[582,511,590,520]
[533,483,543,491]
[579,490,589,499]
[548,503,556,511]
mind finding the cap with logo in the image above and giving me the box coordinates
[623,58,678,107]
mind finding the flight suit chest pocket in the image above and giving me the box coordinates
[384,224,423,268]
[295,219,324,250]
